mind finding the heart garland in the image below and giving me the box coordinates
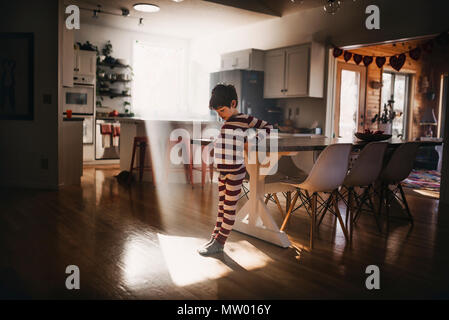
[332,31,448,70]
[409,47,421,60]
[333,47,343,58]
[343,51,352,62]
[390,53,406,71]
[362,56,373,67]
[353,54,362,65]
[375,56,386,68]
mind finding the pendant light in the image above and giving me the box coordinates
[133,3,160,13]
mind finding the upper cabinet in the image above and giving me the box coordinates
[74,49,96,77]
[220,49,264,71]
[263,42,325,98]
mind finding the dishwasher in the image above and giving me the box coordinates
[95,119,120,160]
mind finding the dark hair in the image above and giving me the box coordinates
[209,84,238,110]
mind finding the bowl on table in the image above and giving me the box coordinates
[355,132,392,142]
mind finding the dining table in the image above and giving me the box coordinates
[191,134,443,248]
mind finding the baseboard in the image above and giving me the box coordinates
[1,180,59,190]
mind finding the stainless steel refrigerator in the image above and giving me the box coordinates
[209,70,282,124]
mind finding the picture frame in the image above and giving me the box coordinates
[0,32,34,120]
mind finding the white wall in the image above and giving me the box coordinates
[74,24,190,116]
[189,0,449,130]
[0,0,59,189]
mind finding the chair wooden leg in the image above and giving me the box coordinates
[280,191,299,231]
[128,141,137,184]
[265,193,271,204]
[188,144,194,187]
[346,188,354,243]
[310,193,317,249]
[139,142,146,182]
[385,185,391,233]
[398,184,414,225]
[201,146,206,188]
[345,188,350,228]
[333,191,349,242]
[272,193,284,218]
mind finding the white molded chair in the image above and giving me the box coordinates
[339,142,388,242]
[378,142,420,231]
[280,144,352,249]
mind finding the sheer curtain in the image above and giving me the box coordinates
[132,40,186,119]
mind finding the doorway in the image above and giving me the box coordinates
[334,62,366,139]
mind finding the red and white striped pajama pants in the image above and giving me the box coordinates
[212,167,247,245]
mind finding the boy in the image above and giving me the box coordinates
[198,84,273,255]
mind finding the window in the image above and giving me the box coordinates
[132,40,187,119]
[381,72,410,138]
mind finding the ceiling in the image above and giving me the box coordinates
[204,0,324,17]
[72,0,325,39]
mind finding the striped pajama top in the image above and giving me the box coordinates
[214,113,273,173]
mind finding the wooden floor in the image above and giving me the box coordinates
[1,165,448,299]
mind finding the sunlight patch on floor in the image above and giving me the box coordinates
[157,234,273,287]
[224,240,274,270]
[157,234,232,286]
[413,189,440,199]
[121,232,167,290]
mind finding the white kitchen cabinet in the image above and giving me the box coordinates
[74,49,96,77]
[263,49,285,98]
[263,42,325,98]
[220,49,264,71]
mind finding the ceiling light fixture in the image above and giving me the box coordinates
[323,0,341,15]
[133,3,160,13]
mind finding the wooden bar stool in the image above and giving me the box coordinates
[190,142,214,187]
[165,136,193,184]
[128,136,155,184]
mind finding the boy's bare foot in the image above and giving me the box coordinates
[197,239,224,256]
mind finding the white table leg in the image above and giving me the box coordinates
[233,152,291,248]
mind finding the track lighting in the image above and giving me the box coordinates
[323,0,341,15]
[121,8,130,16]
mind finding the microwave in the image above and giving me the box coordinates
[62,84,95,115]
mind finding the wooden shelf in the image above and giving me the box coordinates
[98,92,131,98]
[98,62,130,69]
[98,78,132,83]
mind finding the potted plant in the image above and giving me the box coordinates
[371,97,398,134]
[123,101,134,117]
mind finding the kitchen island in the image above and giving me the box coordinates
[119,118,221,184]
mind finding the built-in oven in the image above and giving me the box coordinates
[62,84,95,115]
[63,76,95,146]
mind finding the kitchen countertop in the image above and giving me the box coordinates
[63,117,84,122]
[192,136,443,152]
[117,117,218,123]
